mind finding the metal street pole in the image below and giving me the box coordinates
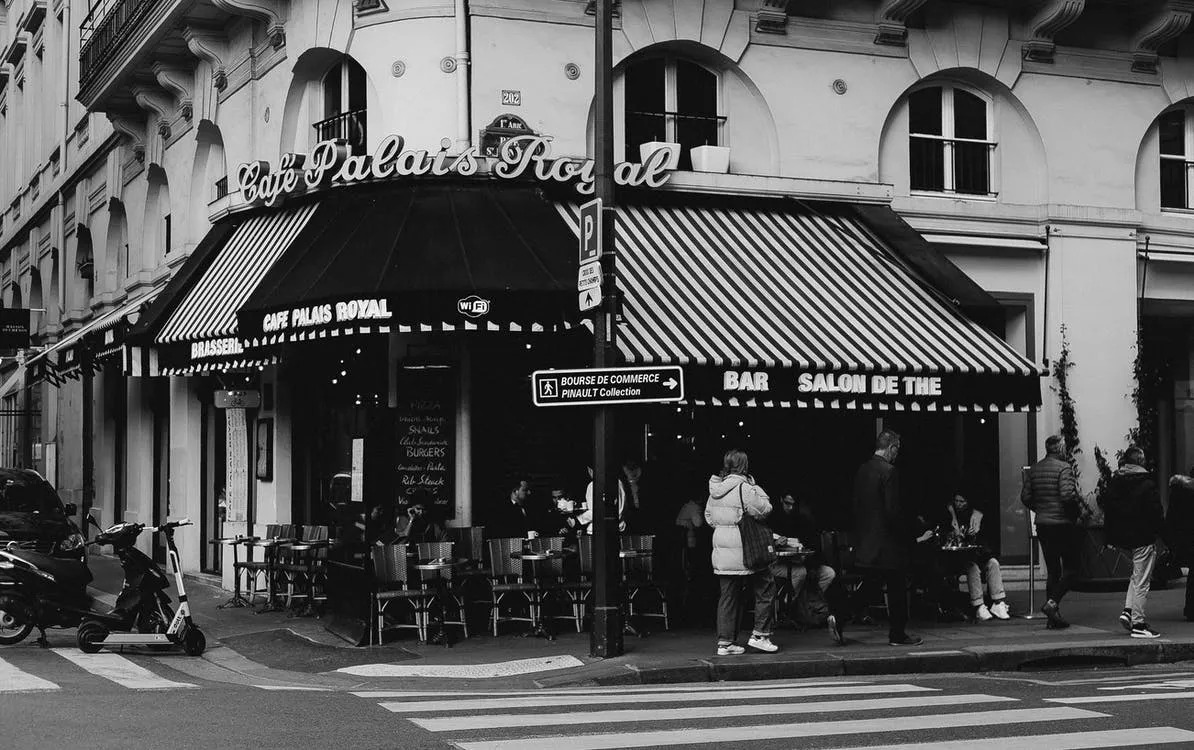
[590,0,624,658]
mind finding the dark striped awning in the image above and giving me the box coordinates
[557,197,1042,412]
[131,205,316,375]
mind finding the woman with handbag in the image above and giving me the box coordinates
[705,448,778,655]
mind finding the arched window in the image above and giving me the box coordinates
[314,56,367,154]
[909,85,994,196]
[1159,108,1193,210]
[624,57,720,170]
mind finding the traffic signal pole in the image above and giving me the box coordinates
[590,0,624,658]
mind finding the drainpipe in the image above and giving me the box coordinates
[454,0,471,152]
[60,0,71,173]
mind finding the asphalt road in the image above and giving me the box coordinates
[6,646,1194,750]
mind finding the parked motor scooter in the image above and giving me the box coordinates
[0,517,205,656]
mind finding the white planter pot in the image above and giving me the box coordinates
[690,145,731,174]
[639,141,680,170]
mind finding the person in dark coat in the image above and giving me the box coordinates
[851,429,921,646]
[1102,447,1164,638]
[769,493,848,644]
[487,479,541,540]
[1020,434,1080,629]
[1166,470,1194,621]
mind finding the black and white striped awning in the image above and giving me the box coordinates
[557,198,1042,411]
[156,205,317,347]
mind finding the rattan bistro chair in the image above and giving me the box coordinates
[486,538,537,636]
[235,524,279,604]
[621,534,669,630]
[372,544,434,643]
[557,534,594,632]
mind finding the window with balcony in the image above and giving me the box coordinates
[624,56,721,170]
[313,56,366,154]
[1160,108,1194,210]
[909,85,995,196]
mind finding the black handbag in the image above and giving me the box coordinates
[738,484,776,570]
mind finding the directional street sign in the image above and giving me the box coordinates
[579,198,602,264]
[532,366,685,407]
[577,261,601,291]
[579,286,602,312]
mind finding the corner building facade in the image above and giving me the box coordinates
[5,0,1194,580]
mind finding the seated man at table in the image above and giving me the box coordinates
[395,497,450,546]
[488,478,543,540]
[769,493,846,643]
[944,493,1010,621]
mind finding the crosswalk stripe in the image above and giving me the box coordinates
[0,656,59,692]
[829,727,1194,749]
[450,707,1106,750]
[380,683,934,714]
[52,649,197,689]
[352,680,870,699]
[411,693,1016,732]
[1047,691,1194,704]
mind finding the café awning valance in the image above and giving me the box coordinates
[557,196,1042,412]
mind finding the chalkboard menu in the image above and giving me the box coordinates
[395,369,456,518]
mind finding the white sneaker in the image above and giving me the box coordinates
[716,644,745,656]
[989,601,1011,620]
[975,604,993,621]
[747,635,778,653]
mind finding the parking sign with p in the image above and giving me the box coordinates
[579,198,602,264]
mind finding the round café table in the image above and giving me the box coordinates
[209,536,258,609]
[509,550,573,640]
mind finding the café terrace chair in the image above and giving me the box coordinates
[557,534,594,632]
[235,523,279,604]
[372,544,434,643]
[416,541,469,640]
[526,536,569,633]
[486,537,538,636]
[279,525,330,609]
[621,534,669,630]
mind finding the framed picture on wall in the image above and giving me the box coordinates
[256,418,274,482]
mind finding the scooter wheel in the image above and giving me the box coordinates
[182,626,206,657]
[0,596,32,646]
[77,622,108,654]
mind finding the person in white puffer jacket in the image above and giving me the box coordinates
[705,449,777,656]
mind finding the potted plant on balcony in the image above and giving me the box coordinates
[639,141,680,170]
[690,143,731,174]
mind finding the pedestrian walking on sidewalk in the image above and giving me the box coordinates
[1102,447,1164,639]
[852,429,922,647]
[1021,434,1081,629]
[705,449,779,656]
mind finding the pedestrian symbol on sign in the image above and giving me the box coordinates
[539,377,559,399]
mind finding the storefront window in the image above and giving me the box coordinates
[624,56,721,170]
[909,85,994,196]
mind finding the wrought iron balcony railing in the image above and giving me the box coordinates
[312,109,368,154]
[78,0,164,89]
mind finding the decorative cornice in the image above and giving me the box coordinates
[151,63,195,122]
[1131,0,1194,73]
[183,25,230,91]
[210,0,286,48]
[756,0,789,34]
[875,0,929,46]
[1023,0,1087,62]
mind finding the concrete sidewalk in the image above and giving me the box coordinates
[87,553,1194,688]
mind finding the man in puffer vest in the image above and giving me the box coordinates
[1102,447,1163,638]
[1020,434,1080,628]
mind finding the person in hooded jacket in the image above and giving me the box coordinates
[705,448,778,655]
[1021,434,1080,629]
[1101,447,1164,638]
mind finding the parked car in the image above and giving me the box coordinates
[0,469,84,560]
